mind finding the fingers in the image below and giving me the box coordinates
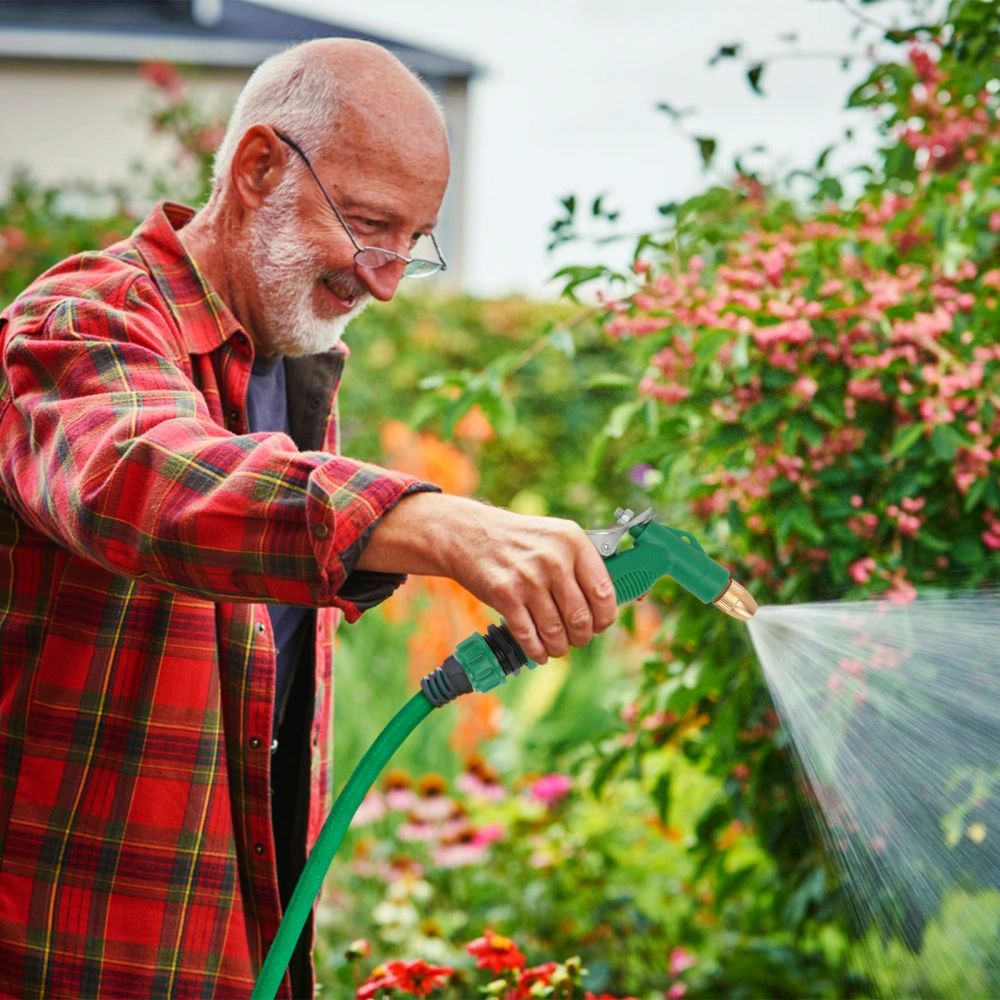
[502,604,548,664]
[550,573,596,649]
[574,539,619,634]
[504,527,619,661]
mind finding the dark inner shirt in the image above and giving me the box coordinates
[245,353,310,735]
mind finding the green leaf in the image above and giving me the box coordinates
[727,501,745,535]
[890,423,925,459]
[953,536,985,568]
[547,329,576,357]
[708,43,741,66]
[965,477,988,513]
[695,136,717,168]
[931,424,960,461]
[655,101,695,120]
[584,372,635,389]
[917,529,951,554]
[747,64,765,95]
[552,264,611,302]
[705,423,748,449]
[592,748,627,797]
[652,773,672,825]
[604,400,643,440]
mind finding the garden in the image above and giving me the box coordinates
[2,2,1000,996]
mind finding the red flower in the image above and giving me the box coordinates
[357,959,453,999]
[513,961,559,998]
[466,929,527,974]
[138,60,185,101]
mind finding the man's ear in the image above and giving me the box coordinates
[229,125,287,209]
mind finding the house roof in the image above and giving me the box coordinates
[0,0,477,78]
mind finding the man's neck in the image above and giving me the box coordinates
[176,197,271,356]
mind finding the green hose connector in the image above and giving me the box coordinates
[251,692,434,1000]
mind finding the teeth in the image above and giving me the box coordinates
[326,279,355,301]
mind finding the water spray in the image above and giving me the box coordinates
[251,508,755,998]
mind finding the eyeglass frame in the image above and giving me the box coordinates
[273,130,447,278]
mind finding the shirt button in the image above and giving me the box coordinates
[253,843,266,856]
[256,621,266,634]
[229,407,240,424]
[309,397,322,411]
[313,522,329,539]
[249,736,262,749]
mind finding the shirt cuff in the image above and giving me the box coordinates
[327,481,440,622]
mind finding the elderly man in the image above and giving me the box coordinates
[0,38,616,999]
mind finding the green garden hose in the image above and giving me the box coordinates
[251,507,758,997]
[251,691,434,1000]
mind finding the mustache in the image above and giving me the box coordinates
[322,270,369,300]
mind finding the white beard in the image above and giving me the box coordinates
[246,178,371,356]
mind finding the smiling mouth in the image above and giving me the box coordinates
[321,276,362,310]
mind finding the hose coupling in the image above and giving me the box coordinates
[712,577,758,621]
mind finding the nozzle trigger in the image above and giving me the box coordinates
[585,507,654,558]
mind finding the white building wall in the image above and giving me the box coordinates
[0,57,466,286]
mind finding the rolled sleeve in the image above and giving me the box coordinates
[307,478,440,618]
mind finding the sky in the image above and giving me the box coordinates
[270,0,938,298]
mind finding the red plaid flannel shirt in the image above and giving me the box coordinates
[0,203,430,998]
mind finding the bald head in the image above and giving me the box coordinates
[212,38,449,191]
[187,39,451,359]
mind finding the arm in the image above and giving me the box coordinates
[356,491,618,663]
[0,276,428,613]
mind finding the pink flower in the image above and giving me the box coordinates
[669,947,697,976]
[385,788,417,811]
[397,818,437,842]
[982,530,1000,550]
[850,495,863,508]
[990,210,1000,233]
[529,773,573,804]
[471,823,505,847]
[455,773,507,803]
[839,658,863,678]
[792,376,818,401]
[351,791,386,826]
[849,558,876,585]
[667,984,688,999]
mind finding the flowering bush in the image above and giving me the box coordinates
[556,5,1000,993]
[316,748,720,998]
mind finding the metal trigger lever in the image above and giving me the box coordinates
[585,506,654,558]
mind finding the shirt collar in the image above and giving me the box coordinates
[131,201,244,356]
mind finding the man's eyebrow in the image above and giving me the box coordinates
[337,198,439,230]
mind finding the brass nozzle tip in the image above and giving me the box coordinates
[712,578,758,621]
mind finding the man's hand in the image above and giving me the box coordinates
[355,492,618,662]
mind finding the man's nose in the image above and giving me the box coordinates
[356,258,407,302]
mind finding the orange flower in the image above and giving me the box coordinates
[454,403,496,442]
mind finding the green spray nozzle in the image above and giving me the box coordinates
[420,509,758,702]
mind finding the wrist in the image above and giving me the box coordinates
[356,491,476,577]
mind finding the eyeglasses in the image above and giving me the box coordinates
[274,131,447,278]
